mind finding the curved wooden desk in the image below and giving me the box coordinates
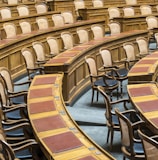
[28,73,115,160]
[128,51,158,84]
[44,30,148,105]
[127,83,158,134]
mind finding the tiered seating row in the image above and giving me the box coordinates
[28,73,115,160]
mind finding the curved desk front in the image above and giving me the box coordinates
[127,83,158,134]
[28,73,115,160]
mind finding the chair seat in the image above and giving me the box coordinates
[15,149,33,159]
[112,114,119,125]
[117,68,128,77]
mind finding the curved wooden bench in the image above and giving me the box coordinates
[28,73,115,160]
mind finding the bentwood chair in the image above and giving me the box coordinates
[36,16,49,30]
[52,14,65,27]
[85,55,119,103]
[73,0,85,18]
[17,5,29,17]
[0,7,12,19]
[136,37,150,58]
[61,11,74,24]
[21,47,44,80]
[99,47,128,97]
[138,129,158,160]
[115,109,145,160]
[19,20,32,34]
[108,7,120,20]
[123,7,135,17]
[77,27,89,44]
[123,42,139,70]
[140,5,152,15]
[97,86,129,150]
[0,67,30,104]
[46,36,61,56]
[91,24,105,40]
[92,0,104,8]
[108,21,121,35]
[35,2,48,14]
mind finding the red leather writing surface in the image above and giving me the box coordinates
[42,131,83,153]
[137,59,157,64]
[32,115,66,132]
[29,100,56,114]
[150,117,158,127]
[29,87,53,98]
[136,99,158,112]
[130,67,149,73]
[78,156,96,160]
[47,57,70,64]
[33,77,56,85]
[129,87,153,97]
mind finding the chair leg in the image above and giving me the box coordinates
[91,89,95,104]
[106,128,110,143]
[110,129,114,150]
[120,81,123,98]
[97,90,99,102]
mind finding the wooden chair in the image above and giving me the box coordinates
[140,5,152,15]
[125,0,137,5]
[77,27,89,44]
[123,42,139,70]
[73,0,85,18]
[92,0,104,8]
[46,36,61,56]
[85,55,119,103]
[136,37,150,58]
[123,7,135,17]
[36,16,49,30]
[61,11,74,24]
[61,31,75,50]
[35,2,48,14]
[17,5,29,17]
[97,86,129,150]
[0,7,12,19]
[32,41,50,66]
[19,20,32,34]
[21,47,44,80]
[7,0,18,4]
[138,129,158,160]
[0,67,30,104]
[108,21,121,35]
[115,108,145,160]
[108,7,120,20]
[99,47,128,97]
[91,24,105,40]
[52,14,65,27]
[3,23,17,39]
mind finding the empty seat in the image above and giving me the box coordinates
[36,16,49,30]
[0,7,12,19]
[77,27,89,43]
[108,7,120,20]
[91,24,105,39]
[35,2,48,14]
[17,5,29,17]
[125,0,137,5]
[92,0,104,8]
[140,5,152,15]
[61,11,74,24]
[7,0,18,4]
[74,0,85,17]
[52,14,65,27]
[123,7,135,17]
[19,20,32,34]
[3,23,17,39]
[108,21,121,35]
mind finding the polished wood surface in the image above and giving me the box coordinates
[128,51,158,84]
[44,30,148,105]
[28,73,115,160]
[127,83,158,134]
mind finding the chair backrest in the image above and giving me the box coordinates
[32,41,46,62]
[0,67,14,94]
[77,27,89,43]
[99,47,113,67]
[92,0,104,8]
[36,17,49,30]
[125,0,137,5]
[0,139,16,160]
[91,24,104,39]
[0,7,12,19]
[140,5,152,15]
[61,32,74,50]
[61,11,74,24]
[3,23,17,38]
[123,7,135,17]
[7,0,18,4]
[156,5,158,12]
[74,0,85,16]
[21,47,36,70]
[146,16,158,29]
[155,33,158,48]
[46,36,60,55]
[115,109,135,156]
[97,86,114,125]
[136,37,149,56]
[138,130,158,160]
[85,56,98,78]
[108,21,121,35]
[17,5,29,17]
[35,2,48,14]
[19,20,32,34]
[52,14,65,27]
[108,7,120,20]
[123,42,136,61]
